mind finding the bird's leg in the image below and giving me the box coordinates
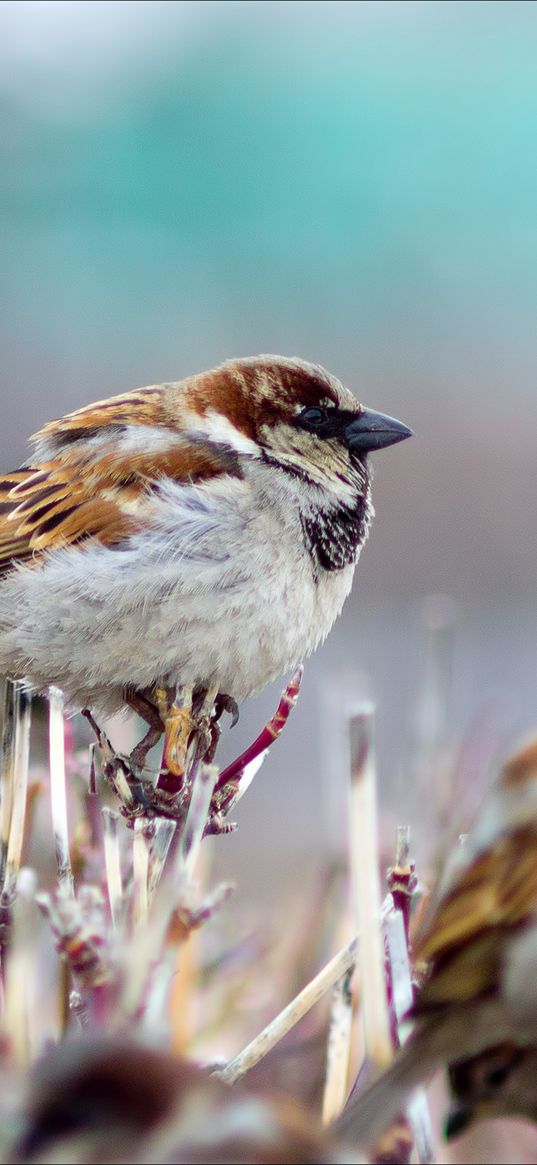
[155,683,196,779]
[83,696,164,782]
[154,685,238,779]
[203,691,240,763]
[126,691,166,774]
[81,708,111,755]
[81,707,151,816]
[186,684,220,767]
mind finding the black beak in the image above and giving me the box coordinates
[345,408,414,454]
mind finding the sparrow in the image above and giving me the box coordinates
[336,735,537,1147]
[10,1034,356,1163]
[0,355,411,771]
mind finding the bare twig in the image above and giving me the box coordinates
[118,762,219,1023]
[322,965,354,1125]
[147,817,176,904]
[384,904,435,1164]
[384,907,412,1033]
[177,763,218,881]
[412,595,457,828]
[2,684,32,901]
[48,687,74,895]
[384,828,435,1165]
[386,825,417,944]
[131,818,150,927]
[0,679,19,884]
[102,807,123,930]
[349,705,392,1067]
[217,936,358,1085]
[213,667,303,797]
[3,867,38,1065]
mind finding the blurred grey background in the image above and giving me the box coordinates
[1,0,537,895]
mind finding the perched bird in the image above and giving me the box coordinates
[336,736,537,1147]
[0,355,411,770]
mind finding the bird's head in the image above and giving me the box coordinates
[446,1043,537,1139]
[180,354,413,502]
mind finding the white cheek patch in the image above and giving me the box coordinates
[187,409,260,457]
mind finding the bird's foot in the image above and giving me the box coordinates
[126,690,166,775]
[82,708,152,815]
[155,684,237,782]
[156,684,198,780]
[213,692,239,728]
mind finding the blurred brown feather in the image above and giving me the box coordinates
[11,1036,361,1164]
[336,734,537,1148]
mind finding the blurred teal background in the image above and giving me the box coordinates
[2,0,537,886]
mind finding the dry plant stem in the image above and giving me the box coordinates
[178,762,219,881]
[382,829,433,1165]
[101,807,123,929]
[48,686,74,895]
[211,753,268,827]
[147,817,176,903]
[386,825,417,944]
[132,818,149,926]
[217,935,358,1085]
[384,828,434,1165]
[88,744,97,795]
[118,762,218,1022]
[3,868,37,1064]
[118,873,177,1022]
[384,907,413,1034]
[322,965,354,1125]
[349,705,392,1067]
[414,595,456,827]
[142,947,177,1038]
[81,710,139,817]
[0,678,19,883]
[384,904,435,1165]
[2,684,32,901]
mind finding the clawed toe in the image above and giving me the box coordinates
[214,693,239,728]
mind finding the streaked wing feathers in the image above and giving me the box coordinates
[414,824,537,1009]
[31,386,167,449]
[0,435,241,574]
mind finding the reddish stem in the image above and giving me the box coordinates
[214,667,303,794]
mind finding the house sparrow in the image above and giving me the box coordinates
[336,736,537,1147]
[0,355,411,770]
[11,1034,359,1163]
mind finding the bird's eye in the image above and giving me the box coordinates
[299,406,327,429]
